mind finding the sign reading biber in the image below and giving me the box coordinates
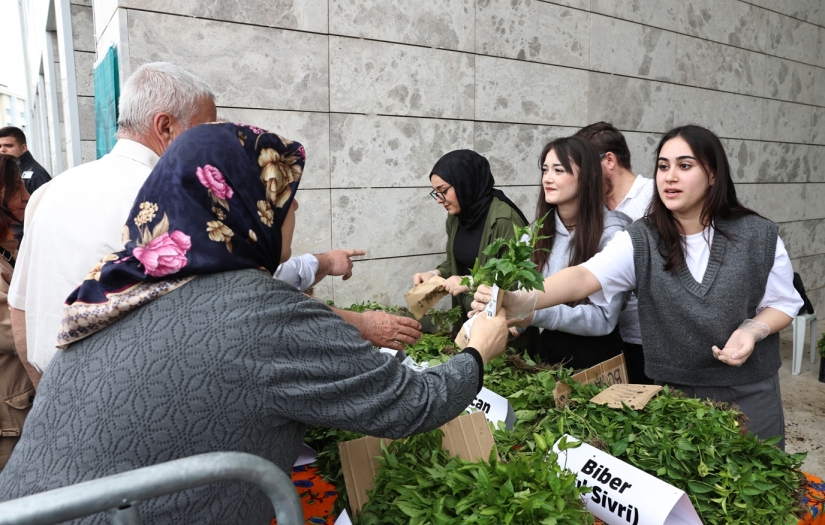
[554,436,702,525]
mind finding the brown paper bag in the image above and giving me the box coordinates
[404,276,448,319]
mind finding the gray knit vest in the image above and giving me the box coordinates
[628,214,780,387]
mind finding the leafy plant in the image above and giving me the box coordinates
[818,331,825,358]
[461,214,550,293]
[357,428,593,525]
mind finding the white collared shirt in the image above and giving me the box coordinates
[9,139,160,371]
[614,174,655,221]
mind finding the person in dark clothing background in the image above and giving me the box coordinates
[0,126,51,195]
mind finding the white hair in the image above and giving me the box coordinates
[116,62,215,138]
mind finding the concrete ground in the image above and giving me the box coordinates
[778,325,825,476]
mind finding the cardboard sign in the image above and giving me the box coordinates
[553,354,629,408]
[455,285,502,350]
[339,411,494,514]
[404,276,448,319]
[554,436,702,525]
[590,384,663,410]
[465,386,516,430]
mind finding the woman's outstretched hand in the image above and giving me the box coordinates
[442,275,469,296]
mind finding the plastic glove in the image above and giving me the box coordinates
[413,270,440,285]
[711,319,768,367]
[470,285,537,320]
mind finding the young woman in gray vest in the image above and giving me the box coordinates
[472,125,802,449]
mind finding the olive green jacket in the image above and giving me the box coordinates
[436,197,527,314]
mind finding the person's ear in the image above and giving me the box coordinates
[153,112,175,151]
[20,142,28,154]
[604,152,618,171]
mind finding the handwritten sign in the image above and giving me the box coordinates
[553,354,628,408]
[465,386,515,430]
[590,384,663,410]
[554,436,702,525]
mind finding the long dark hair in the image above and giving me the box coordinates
[0,155,24,242]
[532,136,604,273]
[647,125,759,272]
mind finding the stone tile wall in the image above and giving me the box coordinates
[109,0,825,311]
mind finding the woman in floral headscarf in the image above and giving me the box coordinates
[0,123,508,524]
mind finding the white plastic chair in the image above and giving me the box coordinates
[792,312,817,376]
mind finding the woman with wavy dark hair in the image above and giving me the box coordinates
[473,125,802,449]
[0,154,33,472]
[523,136,630,369]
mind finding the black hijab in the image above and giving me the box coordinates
[429,150,528,229]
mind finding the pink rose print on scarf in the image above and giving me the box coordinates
[197,165,234,200]
[298,145,306,160]
[235,123,264,135]
[133,231,192,277]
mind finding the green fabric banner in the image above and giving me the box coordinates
[94,46,119,159]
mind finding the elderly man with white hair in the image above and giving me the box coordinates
[10,63,421,387]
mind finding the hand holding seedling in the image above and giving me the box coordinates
[467,304,509,364]
[442,275,469,296]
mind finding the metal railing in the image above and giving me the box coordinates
[0,452,303,525]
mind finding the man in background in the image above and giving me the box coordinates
[0,126,51,194]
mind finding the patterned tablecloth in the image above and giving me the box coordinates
[274,467,825,525]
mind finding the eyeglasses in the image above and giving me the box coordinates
[599,152,611,159]
[429,185,452,201]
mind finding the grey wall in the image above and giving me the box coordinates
[92,0,825,311]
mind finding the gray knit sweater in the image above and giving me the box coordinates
[531,209,631,335]
[628,215,780,386]
[0,270,480,524]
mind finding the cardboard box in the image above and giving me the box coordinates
[338,411,495,514]
[553,354,629,408]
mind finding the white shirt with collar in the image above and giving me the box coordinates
[614,174,655,222]
[8,139,160,372]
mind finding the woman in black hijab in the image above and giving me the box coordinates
[413,150,529,316]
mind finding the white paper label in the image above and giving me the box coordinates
[554,436,702,525]
[465,386,515,429]
[459,284,501,341]
[292,443,317,467]
[334,509,352,525]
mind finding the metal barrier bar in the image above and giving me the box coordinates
[0,452,303,525]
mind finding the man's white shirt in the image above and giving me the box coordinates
[8,140,159,371]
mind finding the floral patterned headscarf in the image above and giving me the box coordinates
[57,122,305,348]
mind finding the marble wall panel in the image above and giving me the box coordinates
[807,286,825,317]
[291,189,331,256]
[70,0,91,6]
[623,131,663,177]
[762,56,818,105]
[217,108,330,189]
[759,99,813,143]
[589,73,674,133]
[793,253,825,291]
[765,11,819,65]
[330,0,473,51]
[720,138,761,183]
[804,183,825,220]
[474,122,577,186]
[779,219,825,259]
[590,14,675,81]
[119,0,328,32]
[128,11,329,111]
[476,56,588,126]
[758,143,811,183]
[74,51,94,97]
[476,0,589,69]
[672,85,762,140]
[680,0,767,52]
[747,0,822,25]
[815,67,825,107]
[329,36,474,120]
[77,96,95,141]
[811,108,825,146]
[736,183,806,222]
[809,145,825,182]
[590,0,682,32]
[329,114,474,188]
[675,35,764,96]
[307,277,333,303]
[819,27,825,68]
[332,253,448,308]
[499,185,540,223]
[332,188,446,258]
[538,0,589,10]
[70,5,95,53]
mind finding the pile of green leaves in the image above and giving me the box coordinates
[818,331,825,358]
[532,381,807,525]
[461,214,549,293]
[358,429,593,525]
